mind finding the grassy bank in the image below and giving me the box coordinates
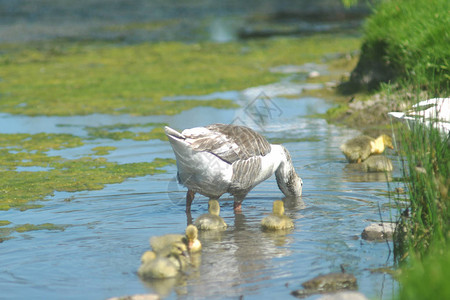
[393,115,449,300]
[324,0,449,136]
[338,0,449,299]
[347,0,449,92]
[363,0,449,91]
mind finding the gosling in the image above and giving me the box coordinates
[261,200,294,230]
[194,200,227,231]
[340,134,394,163]
[138,241,189,279]
[150,224,202,253]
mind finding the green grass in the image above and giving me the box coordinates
[394,114,449,260]
[391,99,449,299]
[363,0,449,91]
[397,242,450,300]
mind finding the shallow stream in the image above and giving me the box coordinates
[0,83,400,299]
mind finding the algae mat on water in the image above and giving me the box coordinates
[0,128,174,239]
[0,35,360,116]
[0,132,174,212]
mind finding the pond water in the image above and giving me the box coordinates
[0,82,400,299]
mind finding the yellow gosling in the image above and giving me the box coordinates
[184,224,202,252]
[261,200,294,230]
[138,241,189,280]
[340,134,394,163]
[150,225,202,253]
[194,200,227,231]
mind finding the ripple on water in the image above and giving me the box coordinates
[0,94,398,300]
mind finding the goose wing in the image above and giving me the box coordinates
[181,123,271,164]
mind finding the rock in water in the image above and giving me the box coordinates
[291,272,357,298]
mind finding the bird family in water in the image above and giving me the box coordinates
[138,200,294,280]
[138,123,396,281]
[138,123,301,280]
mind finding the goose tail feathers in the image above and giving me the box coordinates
[164,126,185,140]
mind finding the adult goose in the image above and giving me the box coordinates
[164,123,303,212]
[388,98,450,135]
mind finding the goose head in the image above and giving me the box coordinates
[275,145,303,198]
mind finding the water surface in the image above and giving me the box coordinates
[0,90,399,299]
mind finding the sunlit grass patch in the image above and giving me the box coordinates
[398,243,450,300]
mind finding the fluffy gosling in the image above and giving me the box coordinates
[138,241,189,279]
[150,224,202,253]
[340,134,394,163]
[194,200,227,230]
[261,200,294,230]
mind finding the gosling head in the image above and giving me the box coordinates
[208,199,221,216]
[380,134,394,149]
[170,241,189,258]
[272,200,285,216]
[185,224,199,249]
[372,134,394,154]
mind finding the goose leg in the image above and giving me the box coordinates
[233,197,243,212]
[186,189,195,213]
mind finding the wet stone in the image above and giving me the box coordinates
[361,222,396,241]
[362,155,393,172]
[291,273,357,298]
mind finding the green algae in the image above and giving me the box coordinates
[0,131,175,211]
[0,35,360,116]
[14,223,67,233]
[0,221,11,226]
[0,156,174,211]
[85,122,169,141]
[0,222,67,241]
[0,133,84,152]
[91,146,117,155]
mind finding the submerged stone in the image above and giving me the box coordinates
[361,222,396,241]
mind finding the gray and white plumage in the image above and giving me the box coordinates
[164,123,303,212]
[388,98,450,135]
